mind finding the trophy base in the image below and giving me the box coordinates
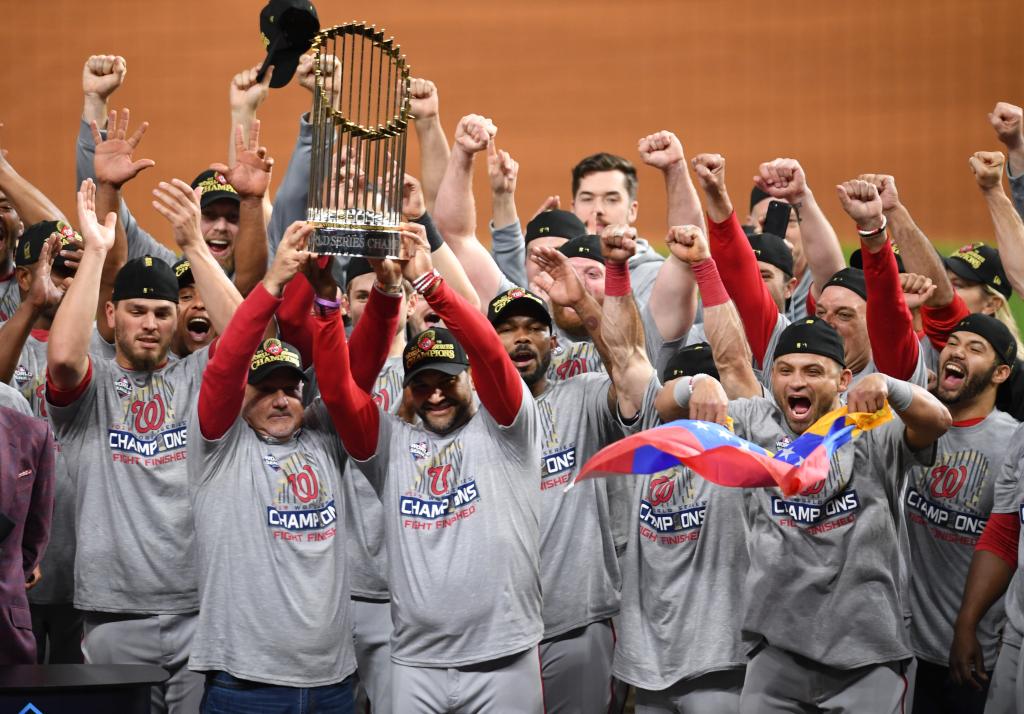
[311,226,402,259]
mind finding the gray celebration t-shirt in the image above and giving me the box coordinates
[614,377,749,689]
[905,410,1018,668]
[353,392,542,667]
[729,397,934,668]
[187,401,357,687]
[0,276,20,322]
[47,349,209,613]
[536,374,624,638]
[987,423,1024,648]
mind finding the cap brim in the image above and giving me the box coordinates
[402,361,468,388]
[199,190,240,209]
[265,47,304,89]
[943,256,982,285]
[488,298,552,328]
[248,362,308,386]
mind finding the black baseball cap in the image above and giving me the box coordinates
[112,256,179,303]
[257,0,320,89]
[191,171,240,210]
[952,313,1018,366]
[345,257,374,290]
[15,220,77,273]
[944,243,1012,299]
[557,235,604,265]
[661,342,720,383]
[248,338,308,385]
[773,316,846,368]
[749,232,793,278]
[172,258,195,290]
[750,185,771,213]
[403,327,469,387]
[487,287,552,328]
[850,246,906,273]
[524,210,586,245]
[822,267,867,301]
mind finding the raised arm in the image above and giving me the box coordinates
[836,179,920,381]
[989,102,1024,219]
[48,180,116,391]
[409,78,450,212]
[210,121,274,295]
[692,153,780,367]
[846,373,951,452]
[486,141,526,286]
[91,108,156,343]
[151,179,242,334]
[665,225,760,399]
[0,127,66,226]
[597,226,654,421]
[640,131,700,343]
[969,151,1024,297]
[226,65,273,224]
[433,114,504,307]
[402,225,523,425]
[754,158,845,297]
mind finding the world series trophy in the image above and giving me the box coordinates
[307,23,411,258]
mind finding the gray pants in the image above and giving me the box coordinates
[82,611,204,714]
[740,644,909,714]
[352,598,392,714]
[986,638,1022,714]
[391,647,543,713]
[539,619,614,714]
[636,668,744,713]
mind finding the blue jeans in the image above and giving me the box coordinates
[200,671,355,714]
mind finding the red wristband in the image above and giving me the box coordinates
[691,258,730,307]
[604,261,631,297]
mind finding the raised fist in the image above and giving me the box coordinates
[690,153,726,196]
[297,54,342,106]
[969,151,1006,191]
[600,224,637,264]
[230,65,272,116]
[83,55,127,100]
[836,180,884,233]
[665,224,709,265]
[989,102,1023,150]
[900,272,937,311]
[409,78,439,121]
[638,130,684,170]
[454,114,496,155]
[487,143,518,196]
[754,158,808,201]
[856,173,900,213]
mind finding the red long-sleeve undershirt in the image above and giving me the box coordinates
[861,237,919,380]
[200,279,402,440]
[976,512,1020,570]
[921,293,970,351]
[277,274,401,392]
[313,277,524,460]
[708,211,779,366]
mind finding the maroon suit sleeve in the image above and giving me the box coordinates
[348,287,402,393]
[199,282,282,440]
[861,237,919,380]
[312,310,380,461]
[422,279,522,426]
[21,416,55,578]
[708,211,779,365]
[277,274,316,369]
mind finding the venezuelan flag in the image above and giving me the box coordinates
[570,404,892,497]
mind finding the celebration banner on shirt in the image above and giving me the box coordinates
[569,404,893,496]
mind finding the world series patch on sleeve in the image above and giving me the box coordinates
[571,404,893,496]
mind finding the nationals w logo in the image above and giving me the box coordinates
[649,475,675,506]
[287,465,321,504]
[929,464,968,500]
[130,394,167,434]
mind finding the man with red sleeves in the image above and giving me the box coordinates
[185,220,405,712]
[313,228,544,712]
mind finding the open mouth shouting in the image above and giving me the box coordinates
[186,316,212,344]
[940,360,966,392]
[205,238,231,259]
[784,391,814,426]
[510,347,538,373]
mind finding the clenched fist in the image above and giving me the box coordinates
[600,224,637,264]
[856,174,901,213]
[638,131,684,170]
[665,225,710,265]
[83,55,127,100]
[754,158,808,201]
[836,180,884,234]
[230,65,272,116]
[410,78,440,122]
[691,153,726,196]
[968,151,1006,192]
[989,102,1023,150]
[453,114,496,155]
